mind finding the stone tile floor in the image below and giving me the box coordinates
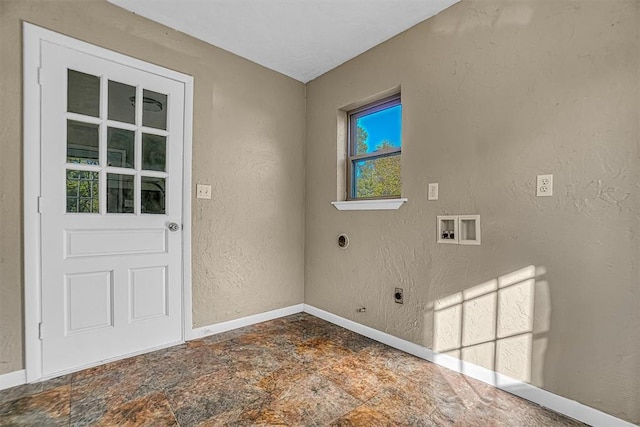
[0,313,585,426]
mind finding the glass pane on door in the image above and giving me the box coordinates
[107,173,134,213]
[142,89,167,130]
[108,80,136,124]
[67,120,99,165]
[66,170,99,213]
[142,134,166,171]
[141,177,165,214]
[107,128,135,168]
[67,70,100,117]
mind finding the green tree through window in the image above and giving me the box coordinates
[354,131,401,198]
[348,94,401,199]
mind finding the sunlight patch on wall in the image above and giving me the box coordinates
[433,266,545,384]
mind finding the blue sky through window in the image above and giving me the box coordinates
[357,104,402,153]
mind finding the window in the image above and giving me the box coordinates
[348,94,402,200]
[65,68,169,215]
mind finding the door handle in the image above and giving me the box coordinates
[168,222,180,232]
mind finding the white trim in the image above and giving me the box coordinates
[22,22,194,383]
[303,304,434,358]
[24,24,196,83]
[0,370,26,391]
[181,74,194,342]
[23,22,44,383]
[303,304,637,427]
[331,198,407,211]
[189,304,304,340]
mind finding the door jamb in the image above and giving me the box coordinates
[23,23,194,382]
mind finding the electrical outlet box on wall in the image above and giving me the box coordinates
[536,174,553,197]
[196,183,212,199]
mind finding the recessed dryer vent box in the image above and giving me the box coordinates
[437,215,458,244]
[458,215,481,245]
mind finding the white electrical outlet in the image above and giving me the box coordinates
[428,183,439,200]
[196,184,212,199]
[536,174,553,197]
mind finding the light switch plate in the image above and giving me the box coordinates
[536,174,553,197]
[196,184,212,199]
[428,183,439,200]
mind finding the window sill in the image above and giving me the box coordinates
[331,198,408,211]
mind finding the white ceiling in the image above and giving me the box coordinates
[107,0,460,83]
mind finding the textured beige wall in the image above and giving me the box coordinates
[305,0,639,423]
[1,0,638,422]
[0,0,305,375]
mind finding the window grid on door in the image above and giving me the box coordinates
[65,68,169,215]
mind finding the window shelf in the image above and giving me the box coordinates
[331,198,408,211]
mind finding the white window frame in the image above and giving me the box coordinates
[347,94,402,201]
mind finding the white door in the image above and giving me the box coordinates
[39,41,185,376]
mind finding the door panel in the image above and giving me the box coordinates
[65,271,114,334]
[129,267,168,322]
[65,229,167,257]
[40,41,185,376]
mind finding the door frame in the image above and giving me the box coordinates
[23,23,194,382]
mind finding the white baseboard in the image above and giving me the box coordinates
[303,304,637,427]
[0,369,26,391]
[189,303,305,340]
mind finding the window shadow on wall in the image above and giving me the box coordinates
[431,265,551,388]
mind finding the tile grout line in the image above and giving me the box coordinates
[161,390,181,427]
[67,375,72,427]
[145,349,183,427]
[313,343,383,425]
